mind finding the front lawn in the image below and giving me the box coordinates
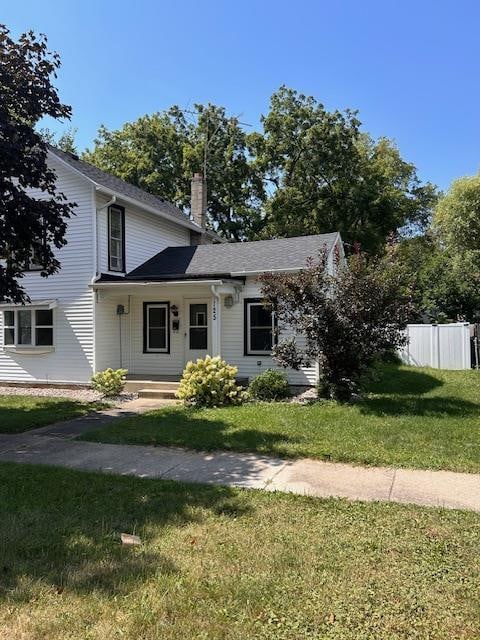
[0,462,479,639]
[83,365,480,473]
[0,394,104,434]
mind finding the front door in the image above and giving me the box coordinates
[185,299,210,363]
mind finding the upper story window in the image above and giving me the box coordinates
[24,221,46,272]
[108,205,125,272]
[3,308,54,347]
[25,245,44,271]
[244,298,277,355]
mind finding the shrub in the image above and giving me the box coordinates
[249,369,290,401]
[91,368,128,397]
[259,248,413,401]
[176,355,245,407]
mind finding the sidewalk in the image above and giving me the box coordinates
[1,402,479,513]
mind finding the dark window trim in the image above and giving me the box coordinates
[24,221,47,272]
[143,301,170,354]
[243,298,277,356]
[108,204,126,273]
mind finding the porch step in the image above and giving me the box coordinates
[137,388,178,400]
[124,380,180,393]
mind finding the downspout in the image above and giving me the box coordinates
[211,284,221,356]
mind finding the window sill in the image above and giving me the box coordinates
[3,346,55,355]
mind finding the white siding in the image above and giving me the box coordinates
[221,279,317,385]
[96,194,190,275]
[95,284,214,377]
[94,280,317,385]
[0,156,96,383]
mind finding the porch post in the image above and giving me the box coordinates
[211,288,221,356]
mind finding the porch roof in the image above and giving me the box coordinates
[95,232,340,285]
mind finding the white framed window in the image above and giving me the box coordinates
[2,308,54,347]
[144,302,169,353]
[244,299,276,355]
[108,205,125,272]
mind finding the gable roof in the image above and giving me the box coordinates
[112,232,340,282]
[48,146,200,231]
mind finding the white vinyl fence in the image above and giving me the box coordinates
[399,323,471,370]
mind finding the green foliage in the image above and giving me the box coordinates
[260,250,413,400]
[252,86,437,253]
[434,175,480,253]
[389,235,480,322]
[176,355,246,407]
[0,25,74,302]
[91,368,128,397]
[248,369,291,401]
[38,126,78,154]
[84,86,435,250]
[84,106,264,241]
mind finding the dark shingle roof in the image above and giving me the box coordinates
[120,233,339,281]
[48,146,195,228]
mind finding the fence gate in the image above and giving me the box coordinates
[399,323,471,370]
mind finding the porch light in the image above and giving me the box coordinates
[224,295,234,308]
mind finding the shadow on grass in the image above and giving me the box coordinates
[85,405,299,457]
[365,365,444,397]
[360,395,480,418]
[0,463,253,600]
[0,398,103,435]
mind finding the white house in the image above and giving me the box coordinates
[0,147,344,388]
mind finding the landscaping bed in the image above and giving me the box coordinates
[0,462,478,639]
[82,364,480,473]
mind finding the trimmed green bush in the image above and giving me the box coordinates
[176,356,246,407]
[249,368,290,401]
[91,368,128,397]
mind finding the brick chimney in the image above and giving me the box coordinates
[191,172,207,232]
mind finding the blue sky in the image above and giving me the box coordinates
[4,0,480,190]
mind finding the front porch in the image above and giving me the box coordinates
[93,278,246,387]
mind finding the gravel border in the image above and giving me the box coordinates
[0,386,137,405]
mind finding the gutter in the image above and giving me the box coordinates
[90,279,227,289]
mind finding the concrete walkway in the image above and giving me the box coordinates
[1,401,479,513]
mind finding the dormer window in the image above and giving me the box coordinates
[108,205,125,272]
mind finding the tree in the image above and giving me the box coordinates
[0,25,75,302]
[84,105,264,240]
[38,126,78,154]
[434,175,480,253]
[259,250,414,400]
[252,86,437,253]
[391,234,480,322]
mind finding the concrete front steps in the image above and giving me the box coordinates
[125,376,249,400]
[124,380,180,400]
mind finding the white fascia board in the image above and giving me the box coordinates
[90,279,226,289]
[230,267,303,276]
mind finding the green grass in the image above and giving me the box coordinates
[0,463,479,639]
[0,394,105,434]
[83,365,480,473]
